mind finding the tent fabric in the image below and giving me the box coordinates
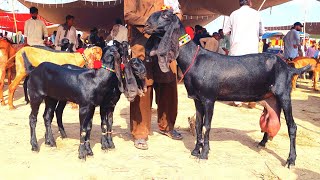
[18,0,290,32]
[0,12,54,33]
[18,0,123,33]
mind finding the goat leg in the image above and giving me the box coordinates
[0,67,5,105]
[85,120,93,156]
[106,108,115,149]
[43,98,58,147]
[191,99,204,157]
[23,76,29,104]
[29,100,41,152]
[78,105,95,159]
[55,101,67,138]
[8,73,27,110]
[199,101,214,159]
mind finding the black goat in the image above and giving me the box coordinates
[144,10,311,168]
[23,41,146,139]
[53,57,146,140]
[24,45,124,159]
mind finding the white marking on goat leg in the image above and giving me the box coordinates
[103,125,107,129]
[202,126,207,137]
[81,132,86,137]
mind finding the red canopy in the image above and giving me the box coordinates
[0,12,54,33]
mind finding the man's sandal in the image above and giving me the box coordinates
[134,139,148,150]
[159,130,183,140]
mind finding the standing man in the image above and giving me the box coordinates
[200,32,220,52]
[12,31,24,44]
[55,15,78,52]
[223,0,264,108]
[218,29,230,55]
[24,7,48,46]
[125,0,183,150]
[50,31,57,46]
[283,22,303,61]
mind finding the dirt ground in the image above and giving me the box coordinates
[0,79,319,180]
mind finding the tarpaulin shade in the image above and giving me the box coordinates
[262,32,284,39]
[0,12,54,33]
[18,0,123,33]
[18,0,290,32]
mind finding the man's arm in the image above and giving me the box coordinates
[124,0,147,26]
[293,31,300,49]
[223,16,232,35]
[200,38,207,48]
[258,14,265,36]
[24,21,28,45]
[54,26,62,47]
[42,21,48,42]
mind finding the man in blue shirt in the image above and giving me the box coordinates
[283,22,303,60]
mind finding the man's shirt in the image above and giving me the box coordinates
[24,18,48,46]
[283,29,300,59]
[223,5,264,56]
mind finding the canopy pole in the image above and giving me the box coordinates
[222,16,226,29]
[303,0,307,49]
[11,0,18,33]
[258,0,267,11]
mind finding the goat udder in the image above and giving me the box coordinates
[259,96,281,139]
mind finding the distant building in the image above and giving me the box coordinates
[265,22,320,36]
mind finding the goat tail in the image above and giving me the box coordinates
[22,51,34,74]
[290,64,312,75]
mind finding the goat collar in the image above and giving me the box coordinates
[93,60,115,73]
[76,48,89,67]
[178,45,200,83]
[179,34,192,47]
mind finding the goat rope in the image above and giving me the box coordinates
[178,45,200,83]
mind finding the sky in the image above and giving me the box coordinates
[1,0,320,33]
[205,0,320,33]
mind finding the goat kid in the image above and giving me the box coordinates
[51,56,146,140]
[24,46,122,159]
[7,45,102,109]
[144,10,311,168]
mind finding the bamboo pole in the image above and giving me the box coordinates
[258,0,267,11]
[11,0,18,34]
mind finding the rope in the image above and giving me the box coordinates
[178,45,200,83]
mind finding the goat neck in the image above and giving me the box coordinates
[175,26,201,74]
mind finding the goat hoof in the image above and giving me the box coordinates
[78,144,88,159]
[31,144,39,152]
[107,139,115,149]
[191,149,200,157]
[286,158,296,169]
[45,139,57,147]
[258,141,266,148]
[85,142,93,156]
[59,130,68,139]
[101,141,113,150]
[1,101,6,106]
[9,105,16,110]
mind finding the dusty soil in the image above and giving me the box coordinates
[0,79,319,179]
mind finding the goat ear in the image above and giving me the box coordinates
[114,54,124,93]
[123,63,139,102]
[156,15,180,73]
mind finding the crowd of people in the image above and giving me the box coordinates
[2,0,319,151]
